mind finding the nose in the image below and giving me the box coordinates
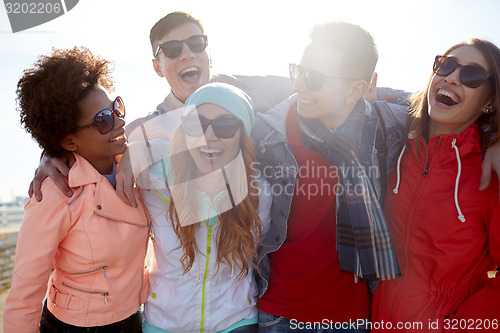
[114,113,125,129]
[444,68,461,86]
[203,124,218,141]
[293,73,308,93]
[179,41,195,60]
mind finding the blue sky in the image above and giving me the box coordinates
[1,0,499,201]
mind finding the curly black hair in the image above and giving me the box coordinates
[17,46,114,157]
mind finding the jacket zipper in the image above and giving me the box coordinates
[95,195,152,304]
[200,219,214,333]
[94,211,150,229]
[62,282,109,304]
[390,137,438,319]
[137,194,154,243]
[137,194,152,304]
[67,265,108,278]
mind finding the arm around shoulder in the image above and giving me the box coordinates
[30,151,75,201]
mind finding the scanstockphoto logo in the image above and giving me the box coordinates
[4,0,79,33]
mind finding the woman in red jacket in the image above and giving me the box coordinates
[372,39,500,332]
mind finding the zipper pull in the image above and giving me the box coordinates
[149,225,155,243]
[422,168,429,176]
[102,266,107,279]
[104,293,108,304]
[207,229,211,254]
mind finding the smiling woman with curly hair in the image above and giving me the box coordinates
[4,47,150,333]
[17,46,114,157]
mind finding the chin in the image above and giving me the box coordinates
[197,162,224,175]
[114,143,127,155]
[297,108,315,119]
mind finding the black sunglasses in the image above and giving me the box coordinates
[181,115,242,139]
[433,55,490,88]
[289,63,358,91]
[73,96,125,135]
[155,35,208,59]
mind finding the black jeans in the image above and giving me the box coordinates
[39,301,143,333]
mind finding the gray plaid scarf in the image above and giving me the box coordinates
[298,102,401,282]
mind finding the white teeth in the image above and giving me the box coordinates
[110,134,125,142]
[203,155,217,160]
[200,147,222,154]
[180,67,199,75]
[299,97,315,105]
[200,147,222,160]
[438,89,460,103]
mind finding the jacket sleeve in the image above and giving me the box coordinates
[375,87,411,105]
[3,181,73,333]
[445,178,500,332]
[215,74,294,114]
[257,179,273,237]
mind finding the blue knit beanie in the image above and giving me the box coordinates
[184,82,254,134]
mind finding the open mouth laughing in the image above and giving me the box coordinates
[109,133,126,143]
[436,88,461,107]
[180,66,201,82]
[200,147,223,160]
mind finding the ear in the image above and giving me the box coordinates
[152,58,165,78]
[60,134,78,152]
[483,102,495,114]
[345,80,368,105]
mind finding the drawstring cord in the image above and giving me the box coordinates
[392,146,406,194]
[392,139,465,223]
[451,139,466,222]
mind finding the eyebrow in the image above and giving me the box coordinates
[448,56,486,68]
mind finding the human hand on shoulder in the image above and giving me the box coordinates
[29,151,75,201]
[116,147,138,207]
[480,140,500,202]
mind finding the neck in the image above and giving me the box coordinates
[320,101,357,130]
[197,170,227,197]
[428,120,475,138]
[89,157,115,175]
[171,89,186,104]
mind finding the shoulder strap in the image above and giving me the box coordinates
[372,101,388,143]
[371,101,388,206]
